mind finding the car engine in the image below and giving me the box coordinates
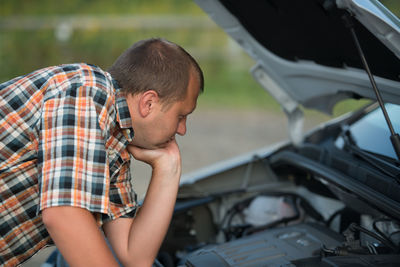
[157,152,400,267]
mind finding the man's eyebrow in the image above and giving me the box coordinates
[186,108,196,116]
[183,106,196,116]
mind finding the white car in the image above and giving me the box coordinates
[157,1,400,266]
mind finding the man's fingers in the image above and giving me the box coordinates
[127,144,140,157]
[127,145,152,163]
[127,144,161,164]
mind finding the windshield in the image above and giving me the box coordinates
[343,104,400,159]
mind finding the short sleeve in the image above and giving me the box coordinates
[99,153,138,224]
[38,86,111,215]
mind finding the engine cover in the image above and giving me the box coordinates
[185,223,343,267]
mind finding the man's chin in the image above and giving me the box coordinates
[156,138,176,148]
[136,143,168,150]
[131,139,172,150]
[155,141,170,149]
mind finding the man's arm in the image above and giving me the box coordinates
[103,139,182,267]
[42,206,120,267]
[42,139,181,267]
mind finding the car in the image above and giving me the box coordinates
[155,0,400,266]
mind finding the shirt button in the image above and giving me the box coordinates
[126,129,134,141]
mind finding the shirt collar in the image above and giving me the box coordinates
[112,78,133,130]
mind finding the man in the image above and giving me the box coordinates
[0,38,204,266]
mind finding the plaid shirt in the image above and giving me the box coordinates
[0,63,138,266]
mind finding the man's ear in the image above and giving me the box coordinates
[138,90,159,117]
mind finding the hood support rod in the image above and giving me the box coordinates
[342,13,400,162]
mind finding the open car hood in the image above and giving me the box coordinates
[195,0,400,121]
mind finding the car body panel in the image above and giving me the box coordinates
[194,0,400,116]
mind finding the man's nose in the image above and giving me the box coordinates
[176,118,187,136]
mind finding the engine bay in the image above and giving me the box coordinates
[157,146,400,267]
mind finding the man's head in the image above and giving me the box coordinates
[108,38,204,149]
[108,38,203,106]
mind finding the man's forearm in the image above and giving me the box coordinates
[104,166,180,267]
[104,140,182,266]
[129,166,180,258]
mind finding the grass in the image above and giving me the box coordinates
[0,27,374,118]
[0,0,204,16]
[0,0,390,119]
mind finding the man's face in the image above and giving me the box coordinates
[127,72,200,150]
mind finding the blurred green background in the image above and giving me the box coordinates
[0,0,398,116]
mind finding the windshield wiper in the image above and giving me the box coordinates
[340,127,400,184]
[342,13,400,162]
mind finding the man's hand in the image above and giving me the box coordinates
[127,138,182,179]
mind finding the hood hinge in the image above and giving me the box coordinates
[252,64,304,145]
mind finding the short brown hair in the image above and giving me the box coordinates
[108,38,204,104]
